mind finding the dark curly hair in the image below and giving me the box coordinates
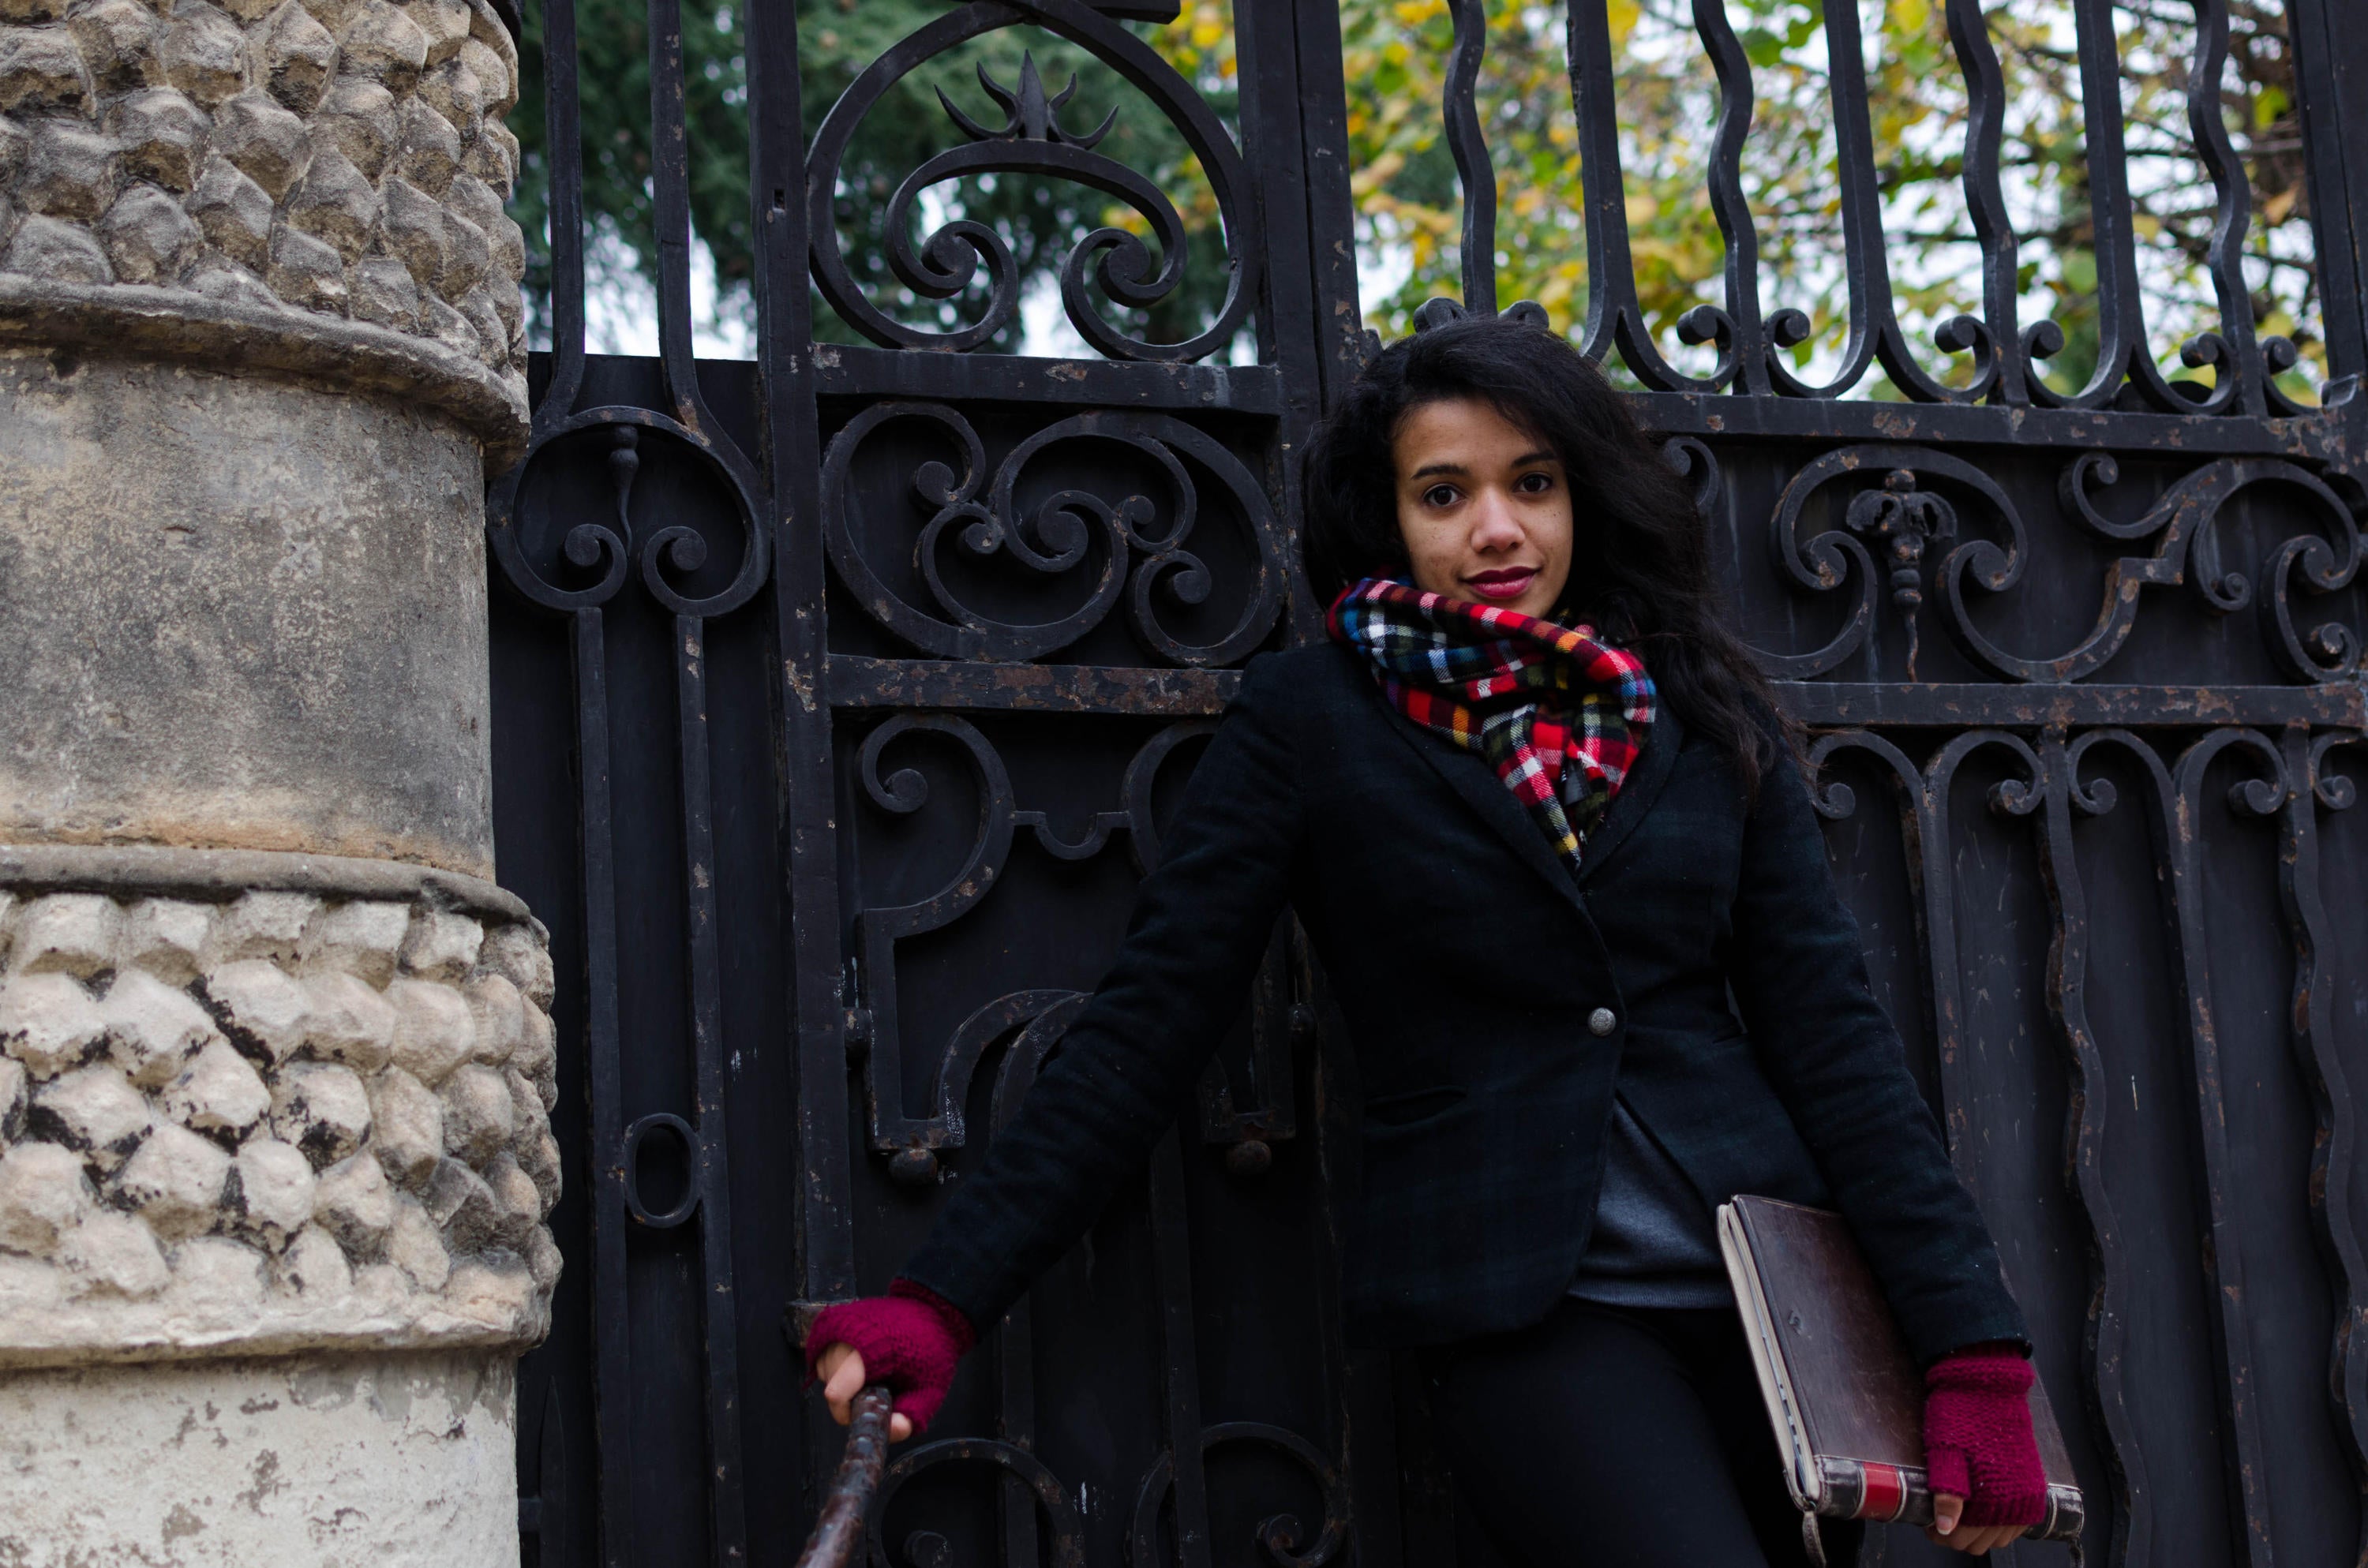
[1299,316,1793,798]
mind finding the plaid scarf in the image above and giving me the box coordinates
[1326,578,1656,874]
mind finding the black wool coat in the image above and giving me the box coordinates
[904,642,2028,1363]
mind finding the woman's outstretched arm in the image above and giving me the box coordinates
[849,653,1307,1368]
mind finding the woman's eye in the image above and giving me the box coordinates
[1518,471,1553,493]
[1423,485,1458,507]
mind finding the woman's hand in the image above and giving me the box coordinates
[1927,1491,2028,1555]
[802,1279,977,1440]
[1921,1343,2048,1555]
[815,1344,915,1443]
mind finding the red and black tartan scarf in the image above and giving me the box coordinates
[1326,577,1656,875]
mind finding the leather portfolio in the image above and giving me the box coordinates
[1718,1196,2085,1559]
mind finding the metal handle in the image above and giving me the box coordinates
[793,1386,896,1568]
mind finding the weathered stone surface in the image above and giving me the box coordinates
[0,877,556,1362]
[107,86,208,190]
[282,139,377,260]
[309,1150,392,1252]
[366,1064,439,1187]
[461,106,511,194]
[478,921,553,1009]
[183,151,272,267]
[0,354,498,870]
[158,1038,269,1135]
[96,180,203,282]
[11,893,111,976]
[313,75,396,178]
[398,907,479,982]
[17,120,115,218]
[268,1058,369,1167]
[111,1121,229,1238]
[99,967,219,1087]
[437,1061,508,1164]
[255,0,331,111]
[479,1150,535,1244]
[66,0,163,91]
[384,1192,446,1288]
[116,896,211,982]
[30,1065,148,1172]
[406,0,463,62]
[206,88,308,195]
[0,1142,87,1254]
[419,1154,493,1252]
[297,897,408,983]
[207,890,316,965]
[0,972,104,1078]
[0,211,107,280]
[301,967,393,1069]
[62,1210,168,1295]
[228,1135,313,1243]
[386,976,470,1085]
[0,24,94,115]
[158,0,246,105]
[388,92,454,193]
[0,1354,521,1562]
[335,0,423,92]
[348,249,418,330]
[200,957,312,1065]
[267,213,346,308]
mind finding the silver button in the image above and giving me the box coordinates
[1587,1007,1617,1037]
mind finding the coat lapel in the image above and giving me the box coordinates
[1369,683,1682,914]
[1576,705,1683,885]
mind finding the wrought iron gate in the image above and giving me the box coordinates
[486,2,2368,1564]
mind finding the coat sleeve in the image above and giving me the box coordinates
[1726,736,2030,1365]
[900,653,1306,1331]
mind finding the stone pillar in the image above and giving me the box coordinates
[0,0,548,1555]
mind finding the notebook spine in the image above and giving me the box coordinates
[1811,1457,2085,1543]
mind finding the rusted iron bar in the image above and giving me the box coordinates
[793,1387,896,1568]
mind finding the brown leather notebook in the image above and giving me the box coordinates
[1718,1196,2085,1562]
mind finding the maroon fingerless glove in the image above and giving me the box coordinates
[1923,1345,2047,1529]
[804,1278,976,1435]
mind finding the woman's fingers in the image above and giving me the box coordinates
[888,1411,914,1442]
[818,1344,866,1426]
[1931,1493,1963,1537]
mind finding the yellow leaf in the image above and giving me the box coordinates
[1608,0,1641,46]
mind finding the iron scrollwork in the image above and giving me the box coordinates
[822,402,1287,665]
[848,715,1293,1184]
[1757,446,2365,687]
[805,0,1260,362]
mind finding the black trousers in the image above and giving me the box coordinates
[1419,1297,1864,1568]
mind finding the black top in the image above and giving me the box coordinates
[905,642,2026,1361]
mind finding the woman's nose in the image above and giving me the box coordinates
[1469,491,1524,552]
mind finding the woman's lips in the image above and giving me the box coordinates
[1466,568,1537,601]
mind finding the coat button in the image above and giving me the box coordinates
[1587,1007,1617,1037]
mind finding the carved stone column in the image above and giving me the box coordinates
[0,0,547,1554]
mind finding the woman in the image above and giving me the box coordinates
[809,318,2046,1565]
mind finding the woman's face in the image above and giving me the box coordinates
[1390,396,1574,619]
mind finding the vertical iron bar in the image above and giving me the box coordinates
[643,0,705,426]
[1441,0,1497,317]
[2186,0,2270,414]
[2153,729,2282,1566]
[1688,0,1771,394]
[2283,730,2368,1566]
[1767,0,1878,399]
[1293,0,1369,402]
[2029,734,2144,1568]
[1943,0,2027,404]
[537,0,587,421]
[674,614,750,1562]
[2284,0,2368,381]
[741,2,858,1550]
[573,605,636,1567]
[1149,1131,1214,1568]
[1565,0,1731,390]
